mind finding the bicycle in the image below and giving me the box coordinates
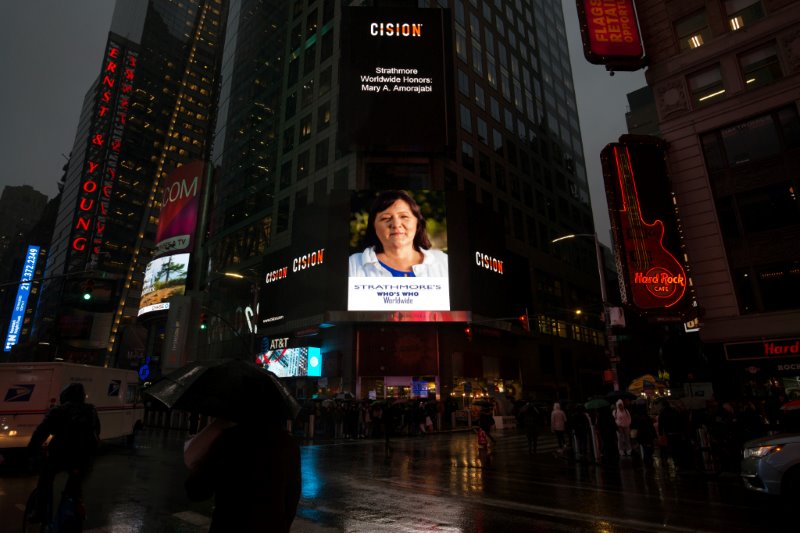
[22,467,86,533]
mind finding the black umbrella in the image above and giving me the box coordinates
[606,390,637,402]
[144,358,301,423]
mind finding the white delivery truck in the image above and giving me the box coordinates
[0,362,144,460]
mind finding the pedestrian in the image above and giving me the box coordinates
[520,401,539,454]
[551,402,568,449]
[185,415,301,533]
[630,402,656,461]
[569,405,591,461]
[614,399,633,456]
[658,398,690,471]
[27,383,101,525]
[479,405,497,443]
[597,406,619,465]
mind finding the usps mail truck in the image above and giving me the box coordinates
[0,362,144,461]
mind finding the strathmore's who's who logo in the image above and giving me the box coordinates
[369,22,422,37]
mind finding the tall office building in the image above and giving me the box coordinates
[202,0,609,401]
[33,0,228,366]
[633,0,800,396]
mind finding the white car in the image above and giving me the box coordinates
[741,433,800,496]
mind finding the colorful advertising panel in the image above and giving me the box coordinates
[4,245,39,352]
[348,190,449,311]
[576,0,645,70]
[602,136,691,317]
[138,253,190,316]
[339,7,453,151]
[154,161,205,258]
[256,346,323,378]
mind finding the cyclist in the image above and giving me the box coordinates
[26,383,101,526]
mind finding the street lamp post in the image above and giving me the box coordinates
[552,233,620,391]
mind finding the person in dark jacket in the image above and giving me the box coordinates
[185,418,301,533]
[27,383,101,523]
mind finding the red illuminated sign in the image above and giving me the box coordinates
[70,41,138,265]
[602,141,689,314]
[576,0,645,69]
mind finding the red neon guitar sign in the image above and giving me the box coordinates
[613,145,686,309]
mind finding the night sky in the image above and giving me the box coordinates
[0,1,644,245]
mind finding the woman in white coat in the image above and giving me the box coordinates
[614,399,633,456]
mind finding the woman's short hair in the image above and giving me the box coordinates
[363,190,432,252]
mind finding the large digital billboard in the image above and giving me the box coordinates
[339,7,452,151]
[138,253,190,316]
[154,161,205,258]
[259,192,521,327]
[256,346,323,378]
[348,190,449,311]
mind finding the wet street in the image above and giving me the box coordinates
[0,427,794,532]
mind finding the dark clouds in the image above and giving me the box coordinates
[0,2,644,246]
[0,2,115,200]
[562,1,647,245]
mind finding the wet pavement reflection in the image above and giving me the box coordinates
[0,427,794,532]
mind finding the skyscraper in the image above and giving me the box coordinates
[203,1,609,401]
[33,0,228,365]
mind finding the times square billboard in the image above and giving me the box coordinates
[258,191,527,326]
[338,6,453,152]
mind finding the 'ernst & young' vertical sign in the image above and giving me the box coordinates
[339,7,452,152]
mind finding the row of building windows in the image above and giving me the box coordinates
[687,40,784,107]
[675,0,765,51]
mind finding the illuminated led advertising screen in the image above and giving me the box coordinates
[138,253,190,316]
[339,7,453,151]
[4,245,39,352]
[602,136,690,317]
[259,192,520,325]
[348,190,449,311]
[154,161,205,258]
[256,346,323,378]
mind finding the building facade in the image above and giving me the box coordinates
[201,0,612,404]
[634,0,800,397]
[32,0,228,367]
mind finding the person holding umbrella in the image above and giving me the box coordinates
[146,359,302,533]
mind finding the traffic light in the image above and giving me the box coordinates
[519,312,530,332]
[82,280,94,301]
[199,312,208,330]
[464,326,473,342]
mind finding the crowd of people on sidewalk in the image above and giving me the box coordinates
[513,392,796,473]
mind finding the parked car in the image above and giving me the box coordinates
[741,433,800,496]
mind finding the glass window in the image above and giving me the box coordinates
[317,101,331,131]
[456,27,467,62]
[303,43,316,75]
[306,9,318,36]
[740,43,782,89]
[315,138,329,170]
[479,152,491,181]
[461,141,475,171]
[458,68,470,96]
[283,126,294,154]
[474,84,485,109]
[736,182,798,234]
[287,57,299,86]
[477,117,488,144]
[720,114,780,165]
[674,10,710,50]
[688,66,725,106]
[297,150,310,179]
[301,79,314,107]
[460,104,472,133]
[471,40,483,75]
[285,92,297,120]
[299,114,312,143]
[319,67,332,96]
[320,30,334,61]
[490,97,500,121]
[487,59,497,88]
[492,129,503,155]
[725,0,764,31]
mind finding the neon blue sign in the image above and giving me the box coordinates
[4,245,39,352]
